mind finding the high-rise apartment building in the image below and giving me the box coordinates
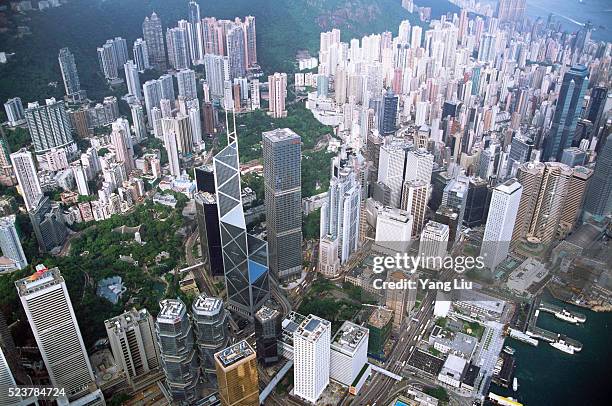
[124,60,142,99]
[226,24,247,80]
[268,72,287,118]
[3,97,25,127]
[262,128,302,282]
[143,79,162,123]
[15,265,95,399]
[10,148,42,211]
[213,121,270,318]
[177,69,198,100]
[543,65,589,162]
[204,54,230,101]
[166,25,190,71]
[496,0,526,21]
[29,196,68,253]
[0,215,27,270]
[24,98,75,154]
[104,308,162,391]
[58,47,85,102]
[142,12,167,71]
[110,119,135,173]
[244,16,257,67]
[132,38,150,72]
[214,340,259,406]
[293,315,331,403]
[481,179,523,270]
[155,299,200,404]
[192,295,229,378]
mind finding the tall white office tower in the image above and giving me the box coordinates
[163,130,181,177]
[481,179,523,270]
[130,103,147,142]
[15,265,95,399]
[0,215,27,270]
[110,119,135,173]
[419,220,450,269]
[132,38,150,72]
[0,346,26,406]
[143,79,162,124]
[293,315,331,404]
[72,163,89,196]
[268,72,287,118]
[124,60,142,99]
[204,54,230,101]
[377,139,407,208]
[251,79,260,110]
[329,321,369,387]
[374,207,413,253]
[10,149,42,211]
[401,179,429,237]
[404,148,434,184]
[177,69,198,100]
[105,308,161,391]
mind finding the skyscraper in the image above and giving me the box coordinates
[142,12,167,71]
[380,88,398,135]
[97,40,119,81]
[226,24,247,79]
[587,87,608,137]
[329,321,369,387]
[104,308,162,391]
[262,128,302,282]
[156,299,200,404]
[204,54,230,101]
[268,72,287,118]
[10,148,42,211]
[214,340,259,406]
[58,47,85,102]
[543,65,589,162]
[583,133,612,217]
[24,98,75,154]
[293,314,331,404]
[244,16,257,67]
[110,119,135,173]
[130,103,147,141]
[15,265,95,399]
[132,38,150,72]
[3,97,25,127]
[385,271,416,328]
[481,179,522,270]
[29,196,68,253]
[560,166,593,231]
[124,60,142,99]
[419,220,449,269]
[213,117,270,317]
[163,130,181,177]
[143,79,162,124]
[177,69,198,100]
[506,134,533,178]
[401,179,428,237]
[187,2,203,64]
[0,215,27,270]
[254,306,281,365]
[192,295,229,379]
[166,25,190,70]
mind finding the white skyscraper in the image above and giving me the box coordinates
[143,79,162,124]
[111,119,135,173]
[0,215,27,270]
[377,139,407,208]
[15,265,95,399]
[132,38,150,72]
[268,72,287,118]
[3,97,25,127]
[404,148,434,185]
[329,321,369,386]
[293,315,331,404]
[130,103,147,142]
[10,149,42,211]
[163,130,181,177]
[0,346,24,406]
[420,220,449,269]
[177,69,198,100]
[72,163,89,196]
[204,54,230,101]
[124,60,142,99]
[481,178,523,270]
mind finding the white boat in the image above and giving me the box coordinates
[503,345,516,355]
[550,339,575,354]
[555,309,579,324]
[512,377,519,392]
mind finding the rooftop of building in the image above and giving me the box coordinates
[281,311,307,346]
[295,314,330,342]
[331,321,368,352]
[423,220,449,233]
[15,264,63,296]
[440,353,468,378]
[262,127,300,142]
[367,307,394,329]
[192,295,223,315]
[104,308,150,332]
[215,340,255,368]
[255,305,280,322]
[157,298,187,322]
[496,178,522,194]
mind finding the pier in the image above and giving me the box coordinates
[538,301,586,323]
[524,301,583,351]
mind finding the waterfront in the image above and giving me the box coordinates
[493,295,612,405]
